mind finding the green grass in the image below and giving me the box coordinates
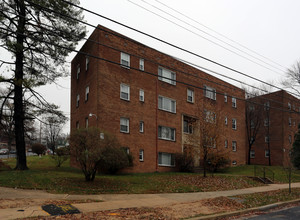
[0,157,299,194]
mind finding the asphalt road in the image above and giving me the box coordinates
[246,206,300,220]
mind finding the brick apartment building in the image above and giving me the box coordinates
[71,25,246,173]
[247,90,300,166]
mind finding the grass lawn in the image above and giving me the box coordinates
[0,156,299,194]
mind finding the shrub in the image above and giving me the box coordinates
[207,153,230,173]
[31,143,46,156]
[175,152,194,172]
[52,147,69,167]
[99,146,132,174]
[70,128,128,181]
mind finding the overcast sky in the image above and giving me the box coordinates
[3,0,300,134]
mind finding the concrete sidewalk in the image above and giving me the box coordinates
[0,183,299,219]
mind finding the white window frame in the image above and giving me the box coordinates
[139,89,144,102]
[139,149,144,161]
[120,52,130,68]
[158,152,175,167]
[205,110,216,123]
[120,117,129,133]
[76,121,79,129]
[225,140,228,148]
[85,57,89,71]
[204,85,216,100]
[158,67,176,85]
[265,136,269,143]
[232,141,237,152]
[224,93,227,103]
[76,64,80,79]
[289,118,292,126]
[187,88,194,103]
[288,102,291,110]
[265,149,270,158]
[232,161,237,165]
[139,59,144,71]
[85,86,89,102]
[158,125,175,141]
[158,96,176,113]
[76,94,80,108]
[232,97,237,108]
[289,135,292,144]
[250,150,255,158]
[120,83,130,101]
[139,121,144,133]
[264,101,270,111]
[225,116,228,125]
[232,118,237,130]
[264,118,269,127]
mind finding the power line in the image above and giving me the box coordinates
[133,0,285,76]
[49,0,299,99]
[153,0,287,71]
[1,26,297,116]
[1,6,298,110]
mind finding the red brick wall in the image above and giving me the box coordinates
[71,25,247,173]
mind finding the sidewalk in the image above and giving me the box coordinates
[0,183,299,219]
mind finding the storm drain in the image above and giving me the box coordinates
[42,204,80,216]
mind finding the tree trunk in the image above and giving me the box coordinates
[14,0,28,170]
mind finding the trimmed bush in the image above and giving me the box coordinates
[31,143,46,156]
[175,152,194,172]
[52,147,69,167]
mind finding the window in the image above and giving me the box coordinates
[232,97,237,108]
[232,141,237,152]
[205,110,216,123]
[76,64,80,79]
[100,133,104,139]
[139,59,144,71]
[224,93,227,103]
[139,89,144,102]
[120,52,130,68]
[265,136,269,143]
[158,96,176,113]
[187,89,194,103]
[85,117,88,128]
[232,118,237,130]
[225,116,228,125]
[289,118,292,126]
[249,105,255,111]
[122,147,130,154]
[120,117,129,133]
[158,67,176,85]
[76,94,80,108]
[183,119,193,134]
[158,152,175,166]
[264,118,269,127]
[289,135,292,144]
[264,101,270,111]
[232,161,237,165]
[85,86,89,102]
[120,84,130,101]
[76,121,79,129]
[139,149,144,161]
[86,57,89,71]
[139,121,144,133]
[288,102,291,110]
[265,150,270,158]
[225,140,228,148]
[204,85,216,100]
[250,150,255,158]
[158,126,175,141]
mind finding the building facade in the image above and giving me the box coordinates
[247,90,300,166]
[71,25,246,173]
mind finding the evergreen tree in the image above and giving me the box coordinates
[0,0,86,169]
[292,124,300,169]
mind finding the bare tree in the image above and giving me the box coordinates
[282,61,300,95]
[43,113,67,154]
[187,101,225,177]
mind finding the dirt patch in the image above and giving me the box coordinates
[23,197,244,219]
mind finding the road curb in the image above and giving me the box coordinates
[188,198,300,220]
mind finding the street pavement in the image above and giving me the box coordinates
[0,183,300,219]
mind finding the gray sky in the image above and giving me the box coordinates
[3,0,300,134]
